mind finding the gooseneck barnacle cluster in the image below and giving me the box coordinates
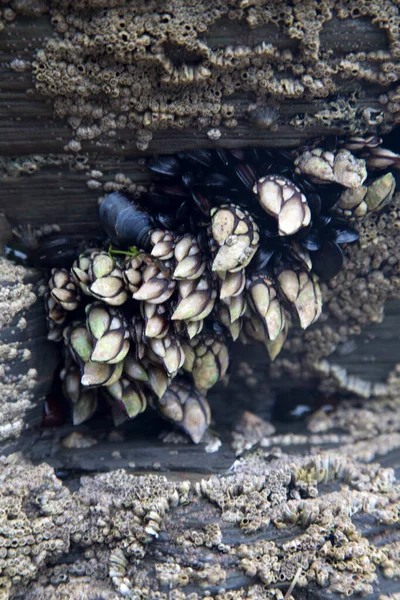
[44,138,398,442]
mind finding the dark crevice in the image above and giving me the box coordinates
[162,42,204,68]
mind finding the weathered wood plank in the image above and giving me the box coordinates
[0,14,394,158]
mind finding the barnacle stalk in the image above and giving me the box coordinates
[41,138,398,442]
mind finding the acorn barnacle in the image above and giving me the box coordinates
[39,139,398,442]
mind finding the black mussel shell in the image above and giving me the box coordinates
[147,155,182,177]
[318,215,332,227]
[154,212,179,230]
[277,149,294,164]
[182,170,197,188]
[306,192,322,217]
[230,149,246,161]
[278,165,297,180]
[257,212,280,237]
[286,245,311,271]
[202,172,232,188]
[257,161,275,177]
[191,189,211,215]
[310,240,343,280]
[191,175,234,197]
[324,135,338,152]
[318,183,342,211]
[235,163,257,190]
[196,227,211,254]
[144,191,185,212]
[290,221,313,242]
[215,148,230,168]
[175,199,191,222]
[298,177,317,194]
[30,235,90,269]
[178,149,213,167]
[329,219,359,244]
[247,247,276,273]
[154,184,189,199]
[99,192,154,250]
[189,211,209,235]
[301,229,321,251]
[244,147,264,166]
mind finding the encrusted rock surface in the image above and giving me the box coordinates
[0,399,399,600]
[269,189,400,396]
[28,0,400,150]
[0,259,39,442]
[2,0,400,155]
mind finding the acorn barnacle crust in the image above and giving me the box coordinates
[40,139,398,443]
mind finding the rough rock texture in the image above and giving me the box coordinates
[2,0,400,161]
[25,0,400,151]
[0,259,39,442]
[23,0,400,151]
[0,403,399,600]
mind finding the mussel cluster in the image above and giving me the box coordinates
[44,138,398,442]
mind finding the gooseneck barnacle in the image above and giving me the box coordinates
[40,138,398,442]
